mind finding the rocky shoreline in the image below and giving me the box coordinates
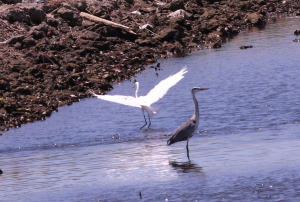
[0,0,299,131]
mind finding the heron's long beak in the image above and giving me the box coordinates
[132,84,136,88]
[201,88,209,91]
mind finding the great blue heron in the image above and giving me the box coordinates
[90,67,188,129]
[167,87,209,159]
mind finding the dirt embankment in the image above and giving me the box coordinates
[0,0,299,131]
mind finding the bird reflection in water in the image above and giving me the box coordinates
[169,160,203,174]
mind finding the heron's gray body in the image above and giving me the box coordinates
[167,87,208,159]
[167,115,198,145]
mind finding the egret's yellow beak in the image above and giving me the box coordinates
[132,84,136,88]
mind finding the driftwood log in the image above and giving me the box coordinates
[80,12,137,35]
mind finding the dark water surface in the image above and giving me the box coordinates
[1,17,300,201]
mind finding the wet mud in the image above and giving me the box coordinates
[0,0,299,131]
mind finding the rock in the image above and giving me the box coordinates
[124,0,134,4]
[239,1,254,11]
[7,35,25,45]
[2,0,22,3]
[57,8,77,20]
[29,31,45,40]
[13,87,32,95]
[135,39,156,47]
[0,108,7,115]
[293,30,300,35]
[156,1,166,6]
[257,0,267,5]
[75,0,87,12]
[22,38,36,48]
[46,15,59,27]
[79,31,102,41]
[164,0,185,11]
[17,3,46,24]
[240,45,253,49]
[0,169,3,174]
[31,22,49,33]
[0,80,10,90]
[195,0,203,5]
[131,10,141,15]
[156,28,178,42]
[82,20,94,27]
[139,24,154,30]
[167,9,189,20]
[246,13,263,25]
[201,8,216,20]
[26,66,41,77]
[0,7,30,24]
[205,42,221,49]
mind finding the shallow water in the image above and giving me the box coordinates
[1,17,300,201]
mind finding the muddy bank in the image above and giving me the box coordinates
[0,0,299,131]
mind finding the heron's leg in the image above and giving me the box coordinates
[140,109,147,129]
[147,113,151,128]
[186,137,190,161]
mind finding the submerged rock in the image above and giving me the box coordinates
[293,30,300,35]
[240,45,253,49]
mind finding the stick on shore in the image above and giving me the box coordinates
[80,12,137,35]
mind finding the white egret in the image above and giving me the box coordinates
[90,67,188,129]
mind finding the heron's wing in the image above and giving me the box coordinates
[145,67,188,105]
[92,93,141,108]
[167,118,196,145]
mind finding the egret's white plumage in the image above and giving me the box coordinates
[90,67,188,128]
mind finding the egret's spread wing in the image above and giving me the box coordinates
[91,91,141,108]
[145,67,188,105]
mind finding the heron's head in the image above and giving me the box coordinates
[192,87,209,93]
[133,79,138,88]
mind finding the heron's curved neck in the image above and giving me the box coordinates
[135,82,139,98]
[192,91,199,120]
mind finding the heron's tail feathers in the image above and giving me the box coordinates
[167,136,176,146]
[167,138,172,146]
[167,136,181,146]
[167,133,188,146]
[143,106,160,117]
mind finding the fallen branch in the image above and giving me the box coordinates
[80,12,137,35]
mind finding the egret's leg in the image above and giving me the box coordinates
[186,137,190,161]
[140,109,147,129]
[147,113,151,128]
